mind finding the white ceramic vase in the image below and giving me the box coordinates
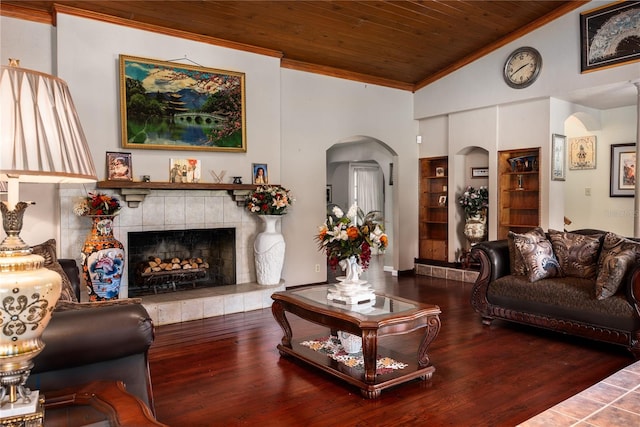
[254,215,285,285]
[338,331,362,354]
[464,212,487,246]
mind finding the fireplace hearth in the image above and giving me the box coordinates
[127,228,235,296]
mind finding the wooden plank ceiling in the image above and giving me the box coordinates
[1,1,586,91]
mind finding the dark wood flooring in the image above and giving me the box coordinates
[148,262,633,426]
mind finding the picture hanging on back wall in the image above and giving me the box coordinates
[610,143,636,197]
[569,136,596,170]
[119,55,246,152]
[580,1,640,72]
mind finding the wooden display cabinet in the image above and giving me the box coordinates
[498,148,540,239]
[418,157,448,261]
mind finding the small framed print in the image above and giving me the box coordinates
[435,167,445,177]
[170,158,201,183]
[326,185,332,203]
[569,136,596,170]
[551,134,566,181]
[471,167,489,178]
[252,163,268,184]
[610,143,636,197]
[106,152,132,181]
[438,195,447,206]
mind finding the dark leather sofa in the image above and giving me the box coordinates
[470,230,640,358]
[25,259,157,411]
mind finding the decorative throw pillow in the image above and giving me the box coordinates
[596,232,639,300]
[31,239,78,303]
[508,227,546,275]
[548,229,601,280]
[513,233,561,282]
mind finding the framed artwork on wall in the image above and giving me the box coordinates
[569,136,596,170]
[580,1,640,72]
[551,134,566,181]
[610,143,636,197]
[119,55,246,152]
[106,152,132,181]
[471,167,489,178]
[252,163,268,184]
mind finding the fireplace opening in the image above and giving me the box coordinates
[127,228,235,296]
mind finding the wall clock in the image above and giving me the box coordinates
[503,46,542,89]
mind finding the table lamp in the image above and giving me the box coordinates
[0,60,97,418]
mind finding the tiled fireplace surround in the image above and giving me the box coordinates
[59,187,285,325]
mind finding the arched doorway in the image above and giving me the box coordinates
[326,136,397,279]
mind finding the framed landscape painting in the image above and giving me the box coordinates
[119,55,246,152]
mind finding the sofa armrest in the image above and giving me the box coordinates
[33,303,154,373]
[471,239,510,282]
[58,258,81,301]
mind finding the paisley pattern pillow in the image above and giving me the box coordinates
[596,232,639,300]
[31,239,78,303]
[514,233,561,282]
[548,229,602,280]
[508,227,546,275]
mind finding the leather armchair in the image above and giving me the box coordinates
[26,259,157,412]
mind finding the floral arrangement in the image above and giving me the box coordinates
[247,185,294,215]
[458,186,488,217]
[316,204,388,270]
[73,192,121,217]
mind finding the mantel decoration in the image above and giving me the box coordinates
[74,192,125,300]
[316,204,388,304]
[247,185,294,285]
[458,186,489,246]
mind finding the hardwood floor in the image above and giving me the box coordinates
[148,261,633,426]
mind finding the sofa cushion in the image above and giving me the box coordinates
[508,227,546,276]
[596,232,639,300]
[548,229,602,280]
[31,239,78,303]
[513,233,560,282]
[487,275,639,331]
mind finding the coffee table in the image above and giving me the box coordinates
[271,285,441,398]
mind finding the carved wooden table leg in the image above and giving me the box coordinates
[417,314,441,369]
[361,330,378,384]
[271,301,292,356]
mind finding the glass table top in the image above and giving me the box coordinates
[288,285,419,316]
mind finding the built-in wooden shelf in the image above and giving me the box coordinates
[96,181,263,207]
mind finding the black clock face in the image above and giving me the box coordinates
[504,47,542,89]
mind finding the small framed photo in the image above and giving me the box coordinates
[569,136,596,170]
[471,167,489,178]
[551,134,566,181]
[106,152,132,181]
[438,195,447,206]
[170,158,201,183]
[610,143,636,197]
[435,167,445,177]
[326,185,332,203]
[252,163,268,184]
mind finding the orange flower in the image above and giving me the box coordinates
[346,226,359,240]
[380,235,388,247]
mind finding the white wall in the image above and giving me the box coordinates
[1,13,416,287]
[280,69,415,284]
[414,1,640,120]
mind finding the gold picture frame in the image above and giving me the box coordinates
[119,55,246,152]
[569,136,596,170]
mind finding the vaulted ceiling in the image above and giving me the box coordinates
[1,1,587,91]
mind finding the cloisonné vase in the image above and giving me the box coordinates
[81,215,125,301]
